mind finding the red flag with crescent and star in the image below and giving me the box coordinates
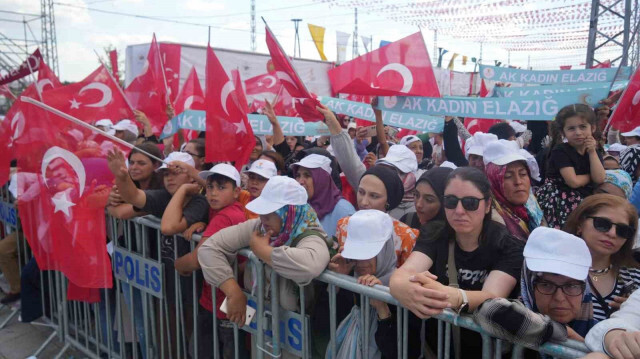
[245,72,280,95]
[14,100,123,297]
[42,65,134,126]
[464,79,500,135]
[264,24,323,122]
[328,32,440,97]
[125,34,169,134]
[204,45,255,169]
[173,66,203,141]
[608,66,640,132]
[159,43,181,102]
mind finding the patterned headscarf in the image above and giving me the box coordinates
[620,146,640,182]
[485,162,531,240]
[269,203,322,247]
[521,265,596,337]
[604,169,633,199]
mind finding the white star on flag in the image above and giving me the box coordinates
[51,191,75,216]
[234,120,247,134]
[69,98,81,109]
[257,81,264,87]
[148,91,157,98]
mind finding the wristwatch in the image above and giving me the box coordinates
[456,289,469,314]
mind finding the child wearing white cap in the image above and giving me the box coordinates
[171,164,250,358]
[198,176,330,335]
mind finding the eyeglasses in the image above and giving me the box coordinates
[533,280,585,297]
[182,150,203,158]
[443,195,487,211]
[588,216,635,241]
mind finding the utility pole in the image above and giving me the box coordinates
[586,0,634,68]
[433,29,438,65]
[41,0,59,75]
[292,18,302,58]
[352,8,359,58]
[250,0,256,52]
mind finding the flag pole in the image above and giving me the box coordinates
[21,96,167,164]
[93,49,136,114]
[153,34,172,106]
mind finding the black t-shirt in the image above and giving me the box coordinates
[135,189,209,262]
[545,143,602,196]
[413,220,524,292]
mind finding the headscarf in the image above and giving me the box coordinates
[269,203,322,247]
[360,165,404,211]
[485,162,531,240]
[295,166,343,219]
[620,146,640,181]
[520,265,595,337]
[604,169,633,199]
[416,167,454,221]
[370,239,397,286]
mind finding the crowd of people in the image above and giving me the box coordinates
[2,94,640,359]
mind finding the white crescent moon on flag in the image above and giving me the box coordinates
[10,111,25,140]
[220,81,234,115]
[264,75,277,88]
[41,146,86,195]
[275,71,299,91]
[36,79,53,94]
[79,82,113,108]
[377,63,414,93]
[466,119,478,131]
[184,95,204,110]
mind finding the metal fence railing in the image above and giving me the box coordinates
[0,205,593,359]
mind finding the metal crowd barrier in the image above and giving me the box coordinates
[0,207,592,359]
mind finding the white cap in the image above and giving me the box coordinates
[292,154,332,175]
[341,210,394,260]
[377,145,418,173]
[112,119,139,137]
[621,126,640,137]
[465,132,498,159]
[157,151,195,171]
[524,227,591,280]
[440,161,458,169]
[245,159,277,180]
[347,122,357,130]
[519,149,541,181]
[246,176,308,215]
[509,121,527,134]
[399,135,421,147]
[608,143,628,152]
[483,139,526,166]
[95,119,114,128]
[198,163,241,187]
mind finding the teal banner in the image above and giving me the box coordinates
[317,96,444,133]
[377,86,610,121]
[479,64,631,85]
[493,81,629,98]
[159,110,330,139]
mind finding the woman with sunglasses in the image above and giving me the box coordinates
[563,194,640,322]
[389,167,524,356]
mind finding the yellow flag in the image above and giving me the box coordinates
[308,24,327,61]
[447,53,459,70]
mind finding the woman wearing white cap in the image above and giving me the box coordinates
[197,176,330,334]
[474,227,596,349]
[292,154,355,238]
[563,194,640,323]
[483,139,545,240]
[389,167,525,356]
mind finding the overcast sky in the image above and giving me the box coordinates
[1,0,611,82]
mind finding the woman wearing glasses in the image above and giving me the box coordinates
[389,167,524,356]
[563,194,640,322]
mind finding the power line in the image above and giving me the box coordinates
[155,2,322,19]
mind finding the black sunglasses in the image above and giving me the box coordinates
[443,195,487,211]
[588,216,635,241]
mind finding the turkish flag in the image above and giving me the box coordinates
[245,72,280,95]
[15,100,122,295]
[173,66,204,142]
[159,43,181,102]
[42,65,134,126]
[231,69,250,114]
[125,34,168,134]
[37,62,63,94]
[0,49,43,86]
[205,45,255,169]
[109,50,119,84]
[608,66,640,132]
[265,25,322,122]
[592,60,612,69]
[464,80,500,135]
[328,32,440,98]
